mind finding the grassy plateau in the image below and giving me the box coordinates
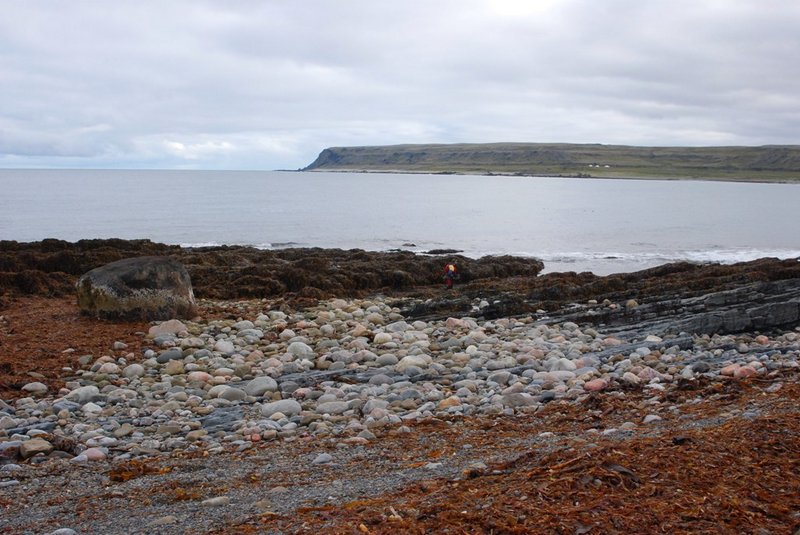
[303,143,800,182]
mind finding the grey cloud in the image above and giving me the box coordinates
[0,0,798,169]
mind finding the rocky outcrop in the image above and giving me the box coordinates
[0,239,179,304]
[3,239,799,337]
[76,256,196,321]
[401,258,800,337]
[536,278,800,339]
[0,239,544,301]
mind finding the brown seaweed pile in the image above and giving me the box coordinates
[0,239,543,303]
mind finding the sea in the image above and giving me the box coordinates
[1,169,799,276]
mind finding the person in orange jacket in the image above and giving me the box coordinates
[443,263,457,289]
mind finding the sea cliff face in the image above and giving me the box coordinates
[303,143,800,181]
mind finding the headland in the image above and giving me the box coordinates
[303,142,800,183]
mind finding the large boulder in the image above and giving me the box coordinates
[76,256,196,321]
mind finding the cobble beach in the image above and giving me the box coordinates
[1,242,799,533]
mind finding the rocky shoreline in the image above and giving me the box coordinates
[1,242,799,533]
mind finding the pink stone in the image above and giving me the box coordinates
[734,366,758,379]
[292,387,312,399]
[754,335,769,345]
[445,317,466,330]
[187,371,212,383]
[148,319,188,337]
[720,364,741,376]
[584,379,608,392]
[637,367,659,382]
[82,447,107,461]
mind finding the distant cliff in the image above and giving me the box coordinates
[303,143,800,181]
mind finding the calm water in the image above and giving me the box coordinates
[1,169,799,275]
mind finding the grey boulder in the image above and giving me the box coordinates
[76,256,196,321]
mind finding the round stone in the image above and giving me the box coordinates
[261,399,302,418]
[373,333,393,345]
[97,362,120,374]
[315,401,349,415]
[584,378,609,392]
[122,364,145,378]
[288,342,315,358]
[244,376,278,396]
[312,453,333,464]
[219,387,247,402]
[81,447,107,461]
[214,340,236,354]
[21,382,48,395]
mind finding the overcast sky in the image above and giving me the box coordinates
[1,1,798,170]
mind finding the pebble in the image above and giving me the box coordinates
[219,387,247,402]
[149,319,188,336]
[288,341,315,358]
[202,496,231,507]
[584,379,609,392]
[438,396,462,409]
[156,348,183,363]
[1,295,795,466]
[373,333,393,345]
[164,360,185,375]
[261,399,302,417]
[312,453,333,464]
[122,363,145,378]
[148,516,178,527]
[188,371,213,383]
[734,366,758,379]
[81,447,107,461]
[214,340,235,354]
[21,382,48,395]
[316,401,349,415]
[721,363,741,376]
[19,438,54,459]
[64,385,99,404]
[244,376,278,396]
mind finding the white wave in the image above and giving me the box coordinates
[175,241,799,275]
[178,241,225,248]
[681,249,800,263]
[459,248,800,264]
[443,247,800,275]
[178,241,305,250]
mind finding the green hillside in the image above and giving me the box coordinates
[303,143,800,182]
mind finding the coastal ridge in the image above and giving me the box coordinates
[304,142,800,182]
